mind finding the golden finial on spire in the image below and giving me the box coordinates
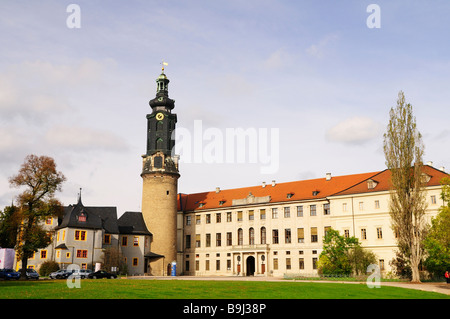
[161,60,168,73]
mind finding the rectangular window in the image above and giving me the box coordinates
[195,234,201,248]
[299,258,304,269]
[122,236,128,246]
[104,234,111,244]
[206,260,210,271]
[248,210,254,220]
[285,229,291,244]
[361,228,367,240]
[227,212,232,222]
[206,214,211,224]
[206,234,211,247]
[377,227,383,239]
[324,203,330,215]
[185,235,191,249]
[297,205,303,217]
[272,208,278,219]
[216,233,222,247]
[226,232,232,246]
[132,258,138,267]
[76,250,88,258]
[344,229,350,238]
[260,209,266,219]
[297,228,304,243]
[216,213,221,223]
[216,260,220,271]
[284,207,290,218]
[342,203,347,212]
[133,236,139,246]
[375,200,380,209]
[324,226,331,238]
[196,215,201,224]
[75,230,87,241]
[311,227,318,243]
[286,258,291,270]
[312,258,318,270]
[273,258,278,270]
[186,215,191,225]
[272,229,279,244]
[237,211,243,221]
[431,195,437,204]
[40,250,47,259]
[310,205,316,216]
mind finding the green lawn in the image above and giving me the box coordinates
[0,279,447,299]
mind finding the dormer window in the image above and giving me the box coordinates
[312,191,320,196]
[198,203,205,208]
[367,179,378,190]
[287,193,294,199]
[219,200,225,206]
[78,212,86,222]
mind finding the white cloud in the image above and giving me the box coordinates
[326,116,382,145]
[306,33,339,58]
[45,125,129,153]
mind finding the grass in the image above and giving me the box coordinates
[0,279,448,299]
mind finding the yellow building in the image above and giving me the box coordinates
[176,166,447,277]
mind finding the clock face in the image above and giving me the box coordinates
[158,96,164,102]
[156,112,165,120]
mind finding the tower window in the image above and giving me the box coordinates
[166,190,170,195]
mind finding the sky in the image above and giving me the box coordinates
[0,0,449,216]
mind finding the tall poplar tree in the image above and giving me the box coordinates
[383,91,427,283]
[9,154,66,278]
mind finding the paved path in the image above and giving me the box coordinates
[128,275,450,296]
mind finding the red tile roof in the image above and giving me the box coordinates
[177,166,449,212]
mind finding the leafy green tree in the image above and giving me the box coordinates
[383,91,427,283]
[423,177,450,279]
[318,228,377,276]
[0,204,21,248]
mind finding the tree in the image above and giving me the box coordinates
[8,154,66,278]
[383,91,427,283]
[0,204,21,248]
[318,228,376,276]
[423,177,450,279]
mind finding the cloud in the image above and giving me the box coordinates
[45,125,129,153]
[306,33,339,58]
[326,116,382,145]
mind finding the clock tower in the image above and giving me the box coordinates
[141,66,180,276]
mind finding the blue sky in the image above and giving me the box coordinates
[1,1,449,215]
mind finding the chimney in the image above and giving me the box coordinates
[262,182,266,188]
[439,166,445,172]
[426,161,433,167]
[271,180,276,187]
[215,187,220,193]
[326,173,332,181]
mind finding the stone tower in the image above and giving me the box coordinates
[141,66,180,276]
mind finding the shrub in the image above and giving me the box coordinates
[39,260,60,277]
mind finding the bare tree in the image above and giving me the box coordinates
[383,91,427,283]
[9,155,66,278]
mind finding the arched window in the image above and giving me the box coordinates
[260,227,266,245]
[238,228,243,246]
[249,228,255,245]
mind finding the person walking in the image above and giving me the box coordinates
[445,270,450,284]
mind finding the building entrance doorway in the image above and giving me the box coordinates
[246,256,255,276]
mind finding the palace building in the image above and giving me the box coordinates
[141,68,449,277]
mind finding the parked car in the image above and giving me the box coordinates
[0,268,21,280]
[88,270,117,279]
[49,269,72,279]
[71,269,92,279]
[19,268,39,280]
